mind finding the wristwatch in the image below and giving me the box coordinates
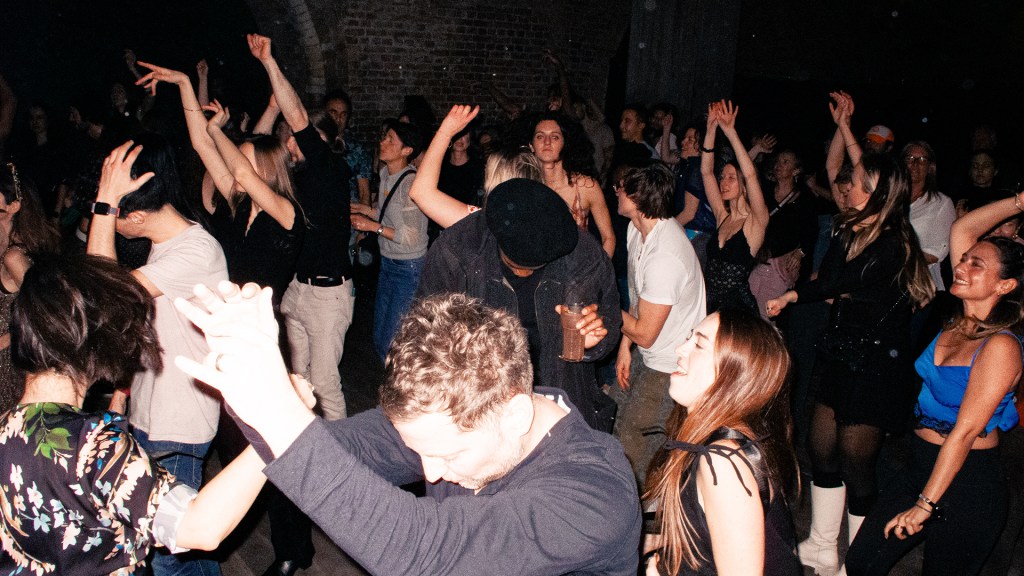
[90,201,121,217]
[376,224,385,235]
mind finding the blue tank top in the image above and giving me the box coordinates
[914,330,1021,435]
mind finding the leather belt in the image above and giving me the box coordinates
[295,274,348,287]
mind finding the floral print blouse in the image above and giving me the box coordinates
[1,403,190,575]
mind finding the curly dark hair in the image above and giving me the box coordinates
[529,111,598,183]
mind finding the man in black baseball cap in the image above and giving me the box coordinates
[418,178,621,431]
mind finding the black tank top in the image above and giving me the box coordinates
[660,427,800,576]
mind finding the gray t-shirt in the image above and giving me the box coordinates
[130,225,229,444]
[377,165,428,260]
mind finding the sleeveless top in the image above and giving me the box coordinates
[211,197,303,306]
[659,427,800,576]
[704,225,757,314]
[914,330,1021,435]
[0,243,27,413]
[569,184,588,230]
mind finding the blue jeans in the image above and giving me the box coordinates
[134,429,221,576]
[374,256,424,360]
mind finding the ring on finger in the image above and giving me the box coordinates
[213,353,226,372]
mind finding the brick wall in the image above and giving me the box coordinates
[246,0,631,143]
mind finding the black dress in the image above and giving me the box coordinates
[704,226,757,314]
[795,227,915,432]
[658,427,800,576]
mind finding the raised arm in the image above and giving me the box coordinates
[252,94,279,136]
[0,73,16,147]
[87,142,155,262]
[700,103,727,224]
[408,105,478,228]
[825,128,846,187]
[543,49,576,119]
[204,101,295,229]
[136,61,234,196]
[830,91,861,166]
[196,59,210,107]
[124,50,154,116]
[485,78,524,121]
[747,133,776,163]
[249,34,309,132]
[950,190,1024,264]
[718,101,769,235]
[657,112,678,165]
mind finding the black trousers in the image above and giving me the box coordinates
[846,435,1007,576]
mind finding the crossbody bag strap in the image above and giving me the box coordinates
[378,169,414,224]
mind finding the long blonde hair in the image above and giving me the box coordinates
[645,311,796,574]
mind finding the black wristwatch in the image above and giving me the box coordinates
[90,201,121,217]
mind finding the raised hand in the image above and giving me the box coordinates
[842,91,855,118]
[706,102,720,131]
[203,100,231,130]
[829,91,854,126]
[247,34,273,62]
[437,105,480,139]
[173,281,304,437]
[756,133,777,154]
[718,100,739,131]
[136,61,189,95]
[661,112,674,132]
[197,59,209,78]
[97,140,156,203]
[541,49,563,68]
[123,49,138,69]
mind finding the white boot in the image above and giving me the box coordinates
[834,513,867,575]
[847,513,865,546]
[834,513,865,576]
[798,484,846,576]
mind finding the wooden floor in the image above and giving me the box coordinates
[218,502,368,576]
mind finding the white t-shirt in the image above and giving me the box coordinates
[910,192,956,291]
[627,219,707,373]
[130,224,229,444]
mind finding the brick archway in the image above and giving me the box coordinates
[243,0,327,101]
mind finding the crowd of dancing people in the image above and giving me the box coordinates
[0,33,1022,576]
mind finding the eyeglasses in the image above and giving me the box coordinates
[904,155,930,165]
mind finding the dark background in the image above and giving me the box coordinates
[3,0,1022,182]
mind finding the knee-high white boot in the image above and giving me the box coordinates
[798,484,846,576]
[835,512,867,576]
[847,512,865,545]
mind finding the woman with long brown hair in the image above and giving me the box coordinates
[766,92,935,575]
[0,163,59,413]
[700,100,770,314]
[845,190,1024,575]
[646,309,800,575]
